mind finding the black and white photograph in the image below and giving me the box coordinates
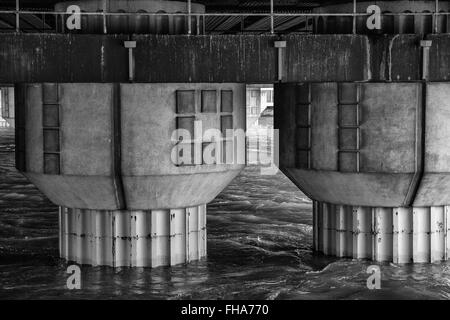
[1,0,450,308]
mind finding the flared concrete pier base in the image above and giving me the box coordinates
[59,205,207,267]
[313,201,450,264]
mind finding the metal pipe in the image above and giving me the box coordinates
[124,41,136,82]
[15,0,19,33]
[102,11,107,34]
[352,0,357,34]
[270,0,274,34]
[187,0,192,35]
[435,0,439,33]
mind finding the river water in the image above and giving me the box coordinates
[1,127,450,300]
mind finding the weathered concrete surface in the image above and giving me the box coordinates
[428,35,450,81]
[1,33,447,83]
[359,82,418,173]
[0,34,129,83]
[283,35,368,82]
[367,35,421,81]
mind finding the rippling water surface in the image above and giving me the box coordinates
[1,127,450,299]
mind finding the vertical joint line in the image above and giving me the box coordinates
[403,82,426,206]
[112,84,127,210]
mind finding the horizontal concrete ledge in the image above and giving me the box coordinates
[1,33,448,83]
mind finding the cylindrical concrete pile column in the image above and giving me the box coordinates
[313,201,450,264]
[59,205,207,267]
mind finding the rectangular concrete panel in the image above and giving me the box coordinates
[59,83,113,176]
[310,83,338,171]
[359,83,418,173]
[24,84,43,173]
[423,83,450,172]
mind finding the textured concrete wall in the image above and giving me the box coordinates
[18,82,245,210]
[2,33,449,83]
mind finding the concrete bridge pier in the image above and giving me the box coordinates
[11,0,246,268]
[16,82,245,267]
[276,80,450,264]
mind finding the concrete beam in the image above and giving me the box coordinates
[0,33,447,83]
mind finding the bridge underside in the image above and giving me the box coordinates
[5,1,450,267]
[1,33,450,83]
